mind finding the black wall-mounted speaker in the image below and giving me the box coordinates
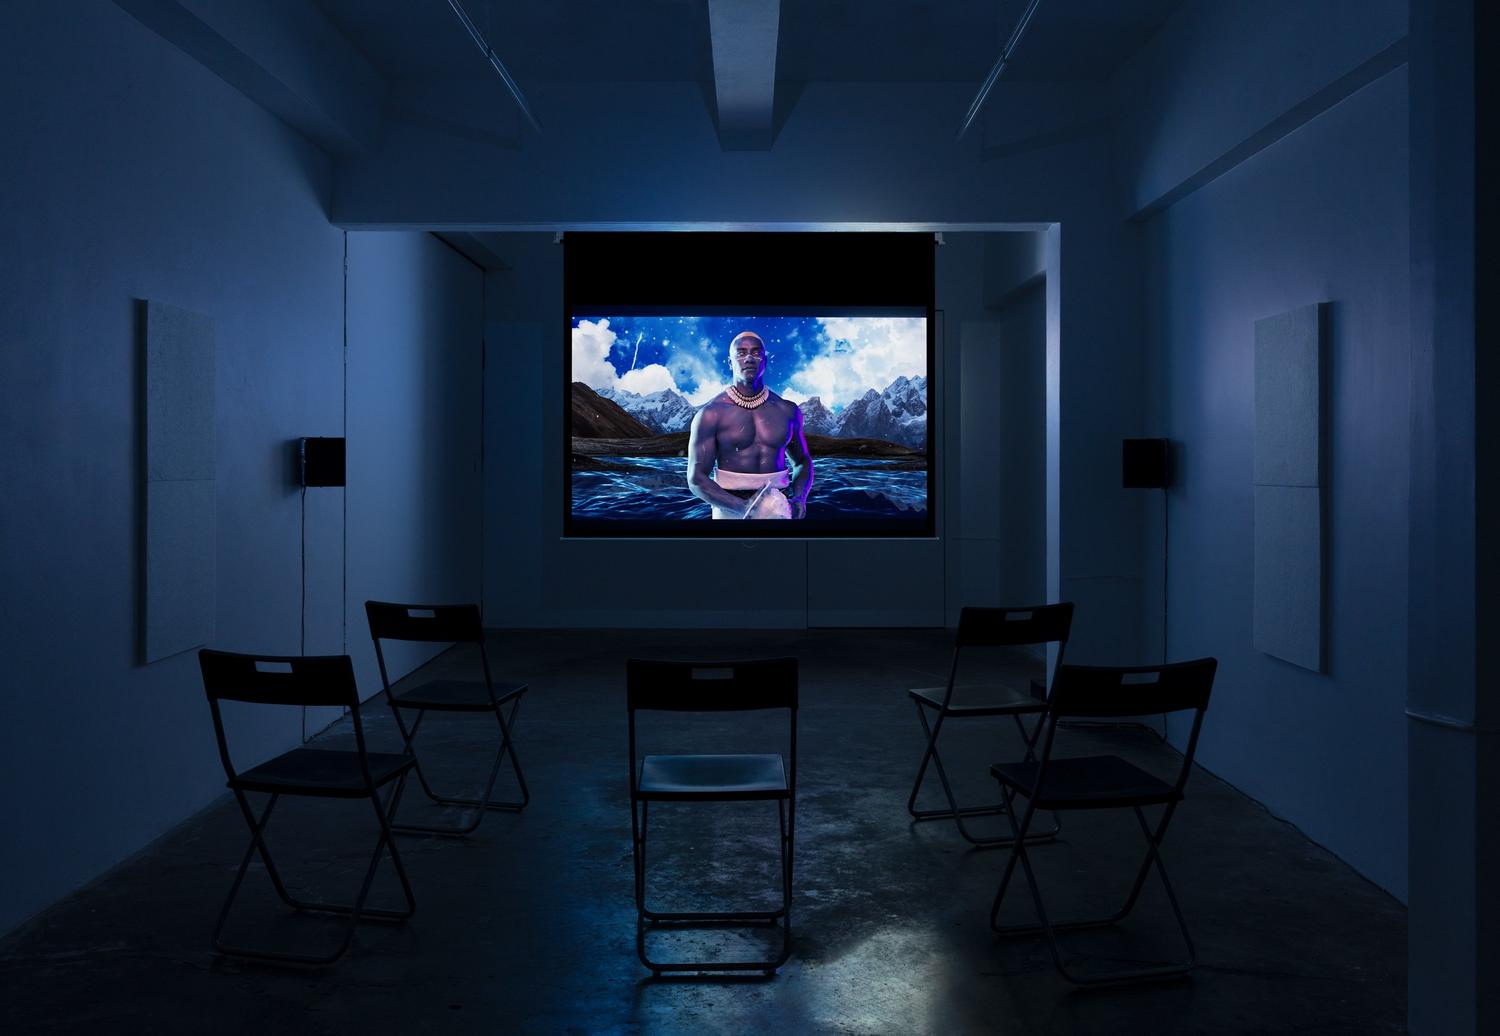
[1122,438,1170,489]
[299,437,345,487]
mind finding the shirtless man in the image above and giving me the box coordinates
[686,331,813,519]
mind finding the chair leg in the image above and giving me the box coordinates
[635,800,646,906]
[908,704,1060,847]
[988,797,1041,933]
[389,697,530,836]
[225,792,297,910]
[777,797,794,973]
[212,784,416,967]
[635,797,794,976]
[1012,712,1046,763]
[989,798,1195,985]
[1124,805,1196,973]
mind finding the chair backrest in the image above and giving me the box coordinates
[199,649,359,708]
[1047,658,1216,719]
[626,658,799,797]
[198,649,370,783]
[945,604,1074,705]
[365,600,491,699]
[1035,658,1218,795]
[365,601,483,643]
[626,658,798,713]
[955,603,1074,648]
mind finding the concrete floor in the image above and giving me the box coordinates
[2,629,1405,1034]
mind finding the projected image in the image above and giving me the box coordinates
[569,314,929,532]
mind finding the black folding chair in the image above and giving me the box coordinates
[907,603,1074,846]
[627,658,798,976]
[365,601,529,836]
[198,649,417,966]
[988,657,1218,985]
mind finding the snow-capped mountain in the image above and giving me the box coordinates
[834,389,903,443]
[597,386,699,433]
[798,396,838,436]
[832,375,927,447]
[882,375,927,424]
[597,376,926,446]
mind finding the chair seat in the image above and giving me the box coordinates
[909,683,1045,716]
[388,678,526,712]
[991,755,1181,810]
[231,748,416,798]
[637,753,788,801]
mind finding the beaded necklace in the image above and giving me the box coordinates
[726,384,770,409]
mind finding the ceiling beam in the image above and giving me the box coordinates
[113,0,386,157]
[707,0,780,151]
[434,231,511,271]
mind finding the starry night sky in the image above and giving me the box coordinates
[570,313,926,409]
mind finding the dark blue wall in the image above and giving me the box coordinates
[0,5,483,934]
[478,231,1050,629]
[1120,3,1411,898]
[345,233,484,694]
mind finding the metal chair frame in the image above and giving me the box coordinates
[907,603,1074,847]
[627,658,798,977]
[366,601,529,836]
[199,649,417,967]
[988,657,1217,985]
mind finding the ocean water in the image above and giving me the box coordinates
[571,457,928,521]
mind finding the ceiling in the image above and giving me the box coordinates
[314,0,1184,86]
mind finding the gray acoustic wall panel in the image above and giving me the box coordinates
[1254,302,1324,486]
[1252,302,1325,671]
[145,301,216,481]
[145,480,216,660]
[143,300,215,662]
[1252,485,1321,671]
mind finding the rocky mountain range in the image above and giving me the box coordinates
[582,374,928,448]
[597,386,699,433]
[799,396,838,436]
[801,375,927,448]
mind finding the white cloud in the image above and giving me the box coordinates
[778,386,809,404]
[665,347,726,406]
[575,319,709,401]
[618,364,676,395]
[685,381,725,406]
[571,319,620,390]
[785,317,927,408]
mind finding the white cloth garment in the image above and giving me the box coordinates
[711,468,792,520]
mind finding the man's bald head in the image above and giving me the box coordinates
[729,331,765,353]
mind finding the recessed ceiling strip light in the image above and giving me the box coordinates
[957,0,1043,140]
[446,0,543,134]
